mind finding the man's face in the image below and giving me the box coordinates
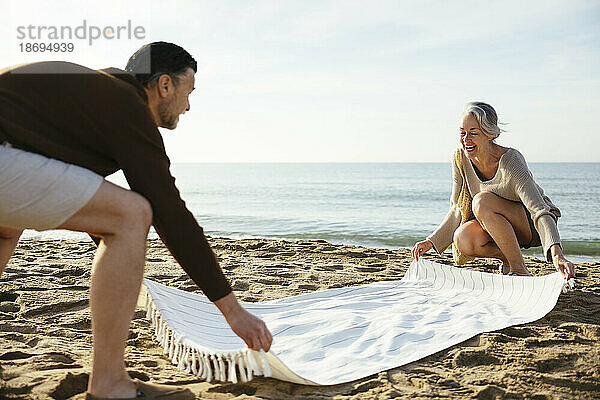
[157,68,195,129]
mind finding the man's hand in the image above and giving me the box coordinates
[214,292,273,351]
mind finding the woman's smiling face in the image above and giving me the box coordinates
[460,113,492,159]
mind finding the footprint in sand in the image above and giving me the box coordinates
[255,278,280,285]
[355,265,385,273]
[371,253,390,260]
[486,332,518,344]
[296,283,319,291]
[207,382,257,396]
[48,372,89,399]
[536,354,578,373]
[0,292,19,302]
[21,298,88,318]
[0,322,38,334]
[146,273,175,281]
[59,318,91,332]
[524,338,575,348]
[52,267,87,278]
[0,332,36,347]
[255,252,278,259]
[346,379,380,395]
[170,275,191,282]
[475,385,523,400]
[221,263,239,270]
[452,349,500,368]
[345,251,369,258]
[316,245,337,252]
[558,322,600,340]
[264,271,296,279]
[316,264,345,271]
[177,284,199,293]
[34,352,82,371]
[245,242,267,250]
[232,280,250,291]
[529,395,554,400]
[0,303,20,313]
[499,326,536,338]
[0,350,34,360]
[140,360,158,367]
[0,382,33,398]
[296,243,316,250]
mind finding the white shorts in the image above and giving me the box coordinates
[0,143,103,230]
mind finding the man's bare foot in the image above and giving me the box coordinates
[87,378,194,400]
[87,376,137,399]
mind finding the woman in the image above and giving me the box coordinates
[412,102,575,279]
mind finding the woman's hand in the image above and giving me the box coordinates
[412,239,433,261]
[550,244,575,279]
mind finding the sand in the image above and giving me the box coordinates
[0,237,598,399]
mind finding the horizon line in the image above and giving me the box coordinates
[169,161,600,164]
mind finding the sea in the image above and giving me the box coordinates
[23,163,600,263]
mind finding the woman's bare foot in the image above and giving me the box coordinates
[508,265,531,276]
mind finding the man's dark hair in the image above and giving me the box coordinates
[125,41,197,88]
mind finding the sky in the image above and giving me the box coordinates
[1,0,599,162]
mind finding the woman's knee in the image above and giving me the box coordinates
[453,224,475,254]
[472,191,499,219]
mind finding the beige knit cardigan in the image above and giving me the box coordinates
[427,148,561,261]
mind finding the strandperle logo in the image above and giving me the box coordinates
[16,20,146,45]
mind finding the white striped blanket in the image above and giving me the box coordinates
[142,258,565,385]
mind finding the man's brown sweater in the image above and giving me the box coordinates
[0,61,232,301]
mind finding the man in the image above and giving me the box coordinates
[0,42,272,399]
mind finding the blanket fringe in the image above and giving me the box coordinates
[144,290,272,383]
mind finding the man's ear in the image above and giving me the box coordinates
[156,74,173,98]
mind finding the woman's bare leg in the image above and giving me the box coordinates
[454,191,533,275]
[454,220,513,273]
[454,221,505,259]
